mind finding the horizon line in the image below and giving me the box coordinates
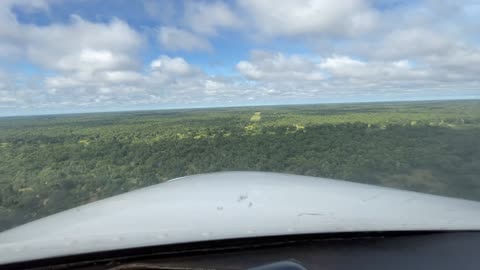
[1,97,479,118]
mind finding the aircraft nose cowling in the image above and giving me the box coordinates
[1,171,480,265]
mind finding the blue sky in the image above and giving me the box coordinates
[0,0,479,116]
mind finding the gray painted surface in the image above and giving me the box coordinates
[1,171,480,264]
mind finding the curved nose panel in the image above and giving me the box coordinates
[1,171,480,264]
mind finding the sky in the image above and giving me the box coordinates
[0,0,479,116]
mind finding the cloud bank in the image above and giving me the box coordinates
[0,0,479,115]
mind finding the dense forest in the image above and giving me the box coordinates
[1,100,480,232]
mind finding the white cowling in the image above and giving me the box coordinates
[1,171,480,265]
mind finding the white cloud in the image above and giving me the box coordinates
[150,55,198,76]
[101,71,143,84]
[236,51,324,81]
[375,28,456,59]
[236,61,262,80]
[0,1,148,110]
[238,0,378,37]
[184,1,241,35]
[25,16,142,73]
[54,48,133,73]
[45,76,82,89]
[0,2,142,71]
[1,0,480,115]
[319,55,431,81]
[204,80,225,95]
[234,50,480,103]
[359,26,480,80]
[158,26,212,52]
[45,70,144,90]
[139,56,268,106]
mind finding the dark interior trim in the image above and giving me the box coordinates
[1,230,478,270]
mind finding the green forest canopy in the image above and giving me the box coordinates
[1,100,479,231]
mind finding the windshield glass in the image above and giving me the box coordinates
[0,0,479,234]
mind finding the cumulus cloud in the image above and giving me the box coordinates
[0,1,144,94]
[143,56,254,105]
[0,9,142,71]
[0,0,479,115]
[0,69,50,111]
[149,55,200,79]
[238,0,378,37]
[158,26,212,52]
[359,26,480,81]
[0,1,148,110]
[0,72,17,106]
[28,16,141,71]
[236,51,324,81]
[318,56,430,81]
[374,28,457,60]
[235,49,480,102]
[184,1,241,36]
